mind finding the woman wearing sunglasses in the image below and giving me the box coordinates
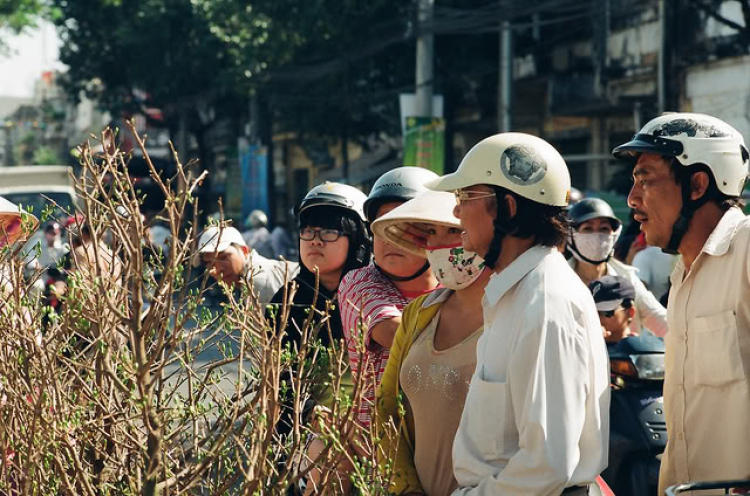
[373,189,490,496]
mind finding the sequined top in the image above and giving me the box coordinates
[400,308,483,496]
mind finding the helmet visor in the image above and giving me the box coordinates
[612,133,684,162]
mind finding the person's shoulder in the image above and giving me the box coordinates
[340,264,388,290]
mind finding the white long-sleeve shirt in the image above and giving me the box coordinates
[452,245,610,496]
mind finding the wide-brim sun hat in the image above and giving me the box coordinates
[370,190,460,257]
[0,196,38,247]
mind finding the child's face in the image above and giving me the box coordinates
[299,226,350,278]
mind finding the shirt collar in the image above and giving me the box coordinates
[701,207,745,257]
[484,245,555,307]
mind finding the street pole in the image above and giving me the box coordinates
[658,0,666,114]
[415,0,435,117]
[498,20,513,132]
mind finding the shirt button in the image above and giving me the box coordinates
[678,433,685,440]
[677,384,683,391]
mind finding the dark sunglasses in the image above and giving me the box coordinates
[598,309,619,318]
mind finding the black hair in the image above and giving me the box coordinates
[491,186,569,247]
[297,205,371,287]
[621,298,634,310]
[299,205,359,235]
[669,161,745,211]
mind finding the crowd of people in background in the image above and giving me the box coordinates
[3,111,750,495]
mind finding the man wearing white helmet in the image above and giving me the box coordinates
[613,112,750,492]
[242,209,274,259]
[197,224,299,304]
[428,133,610,495]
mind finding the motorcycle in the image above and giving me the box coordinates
[602,335,666,496]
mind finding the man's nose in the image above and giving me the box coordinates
[627,184,640,209]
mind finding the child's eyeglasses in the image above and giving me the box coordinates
[299,227,343,242]
[598,309,618,318]
[454,189,496,205]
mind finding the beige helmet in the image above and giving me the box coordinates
[371,190,459,257]
[426,132,571,207]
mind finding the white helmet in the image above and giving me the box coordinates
[613,112,750,197]
[426,132,571,207]
[363,166,439,222]
[245,209,268,229]
[297,182,368,222]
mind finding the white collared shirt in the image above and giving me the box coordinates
[452,245,610,496]
[659,207,750,494]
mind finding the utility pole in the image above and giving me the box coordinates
[498,19,513,132]
[657,0,667,113]
[415,0,435,117]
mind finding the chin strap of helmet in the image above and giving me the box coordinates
[662,171,711,255]
[482,188,518,270]
[375,260,431,282]
[568,241,611,265]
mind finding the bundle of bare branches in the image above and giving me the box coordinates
[0,123,398,496]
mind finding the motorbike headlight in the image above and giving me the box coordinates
[631,354,665,380]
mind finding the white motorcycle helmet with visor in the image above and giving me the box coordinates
[613,112,750,253]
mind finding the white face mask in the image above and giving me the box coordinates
[425,244,485,290]
[570,230,620,264]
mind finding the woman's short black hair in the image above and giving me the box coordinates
[491,186,569,247]
[299,205,359,236]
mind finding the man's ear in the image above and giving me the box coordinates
[690,171,711,201]
[627,306,636,320]
[505,194,518,219]
[239,245,250,256]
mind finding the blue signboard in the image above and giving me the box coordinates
[239,140,269,222]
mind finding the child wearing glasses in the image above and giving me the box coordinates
[268,183,371,450]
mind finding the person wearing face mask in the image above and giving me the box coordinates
[373,189,489,496]
[568,197,667,338]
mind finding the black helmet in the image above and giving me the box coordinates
[568,198,621,231]
[364,167,439,222]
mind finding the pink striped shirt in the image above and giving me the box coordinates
[339,264,411,427]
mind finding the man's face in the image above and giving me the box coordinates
[452,185,497,257]
[201,245,246,285]
[628,153,682,248]
[45,230,58,246]
[372,202,427,278]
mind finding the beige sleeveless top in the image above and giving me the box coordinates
[400,309,483,496]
